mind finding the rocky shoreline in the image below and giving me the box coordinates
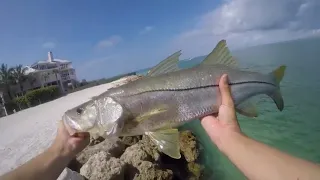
[66,130,202,180]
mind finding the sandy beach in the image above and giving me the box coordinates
[0,77,132,175]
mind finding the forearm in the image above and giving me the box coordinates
[1,147,71,180]
[220,132,320,180]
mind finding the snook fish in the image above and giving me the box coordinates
[62,40,286,159]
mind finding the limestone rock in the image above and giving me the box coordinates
[89,136,105,146]
[179,130,199,162]
[140,135,160,161]
[77,138,125,165]
[80,152,125,180]
[120,136,142,146]
[133,161,173,180]
[58,168,84,180]
[75,130,202,179]
[187,162,202,179]
[120,143,150,167]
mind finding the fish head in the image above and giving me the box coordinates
[63,96,126,137]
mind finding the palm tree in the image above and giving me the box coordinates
[52,69,59,85]
[0,63,14,100]
[27,73,37,89]
[52,69,64,93]
[11,64,27,96]
[41,72,49,87]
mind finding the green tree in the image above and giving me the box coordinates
[11,64,28,96]
[0,63,14,100]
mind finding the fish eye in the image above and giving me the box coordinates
[77,108,84,115]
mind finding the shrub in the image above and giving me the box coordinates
[25,86,60,105]
[14,96,29,110]
[6,86,61,112]
[4,100,19,114]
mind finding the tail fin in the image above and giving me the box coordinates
[271,65,286,84]
[268,65,286,111]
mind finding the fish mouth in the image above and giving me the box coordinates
[62,113,84,134]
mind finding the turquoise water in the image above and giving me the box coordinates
[137,37,320,179]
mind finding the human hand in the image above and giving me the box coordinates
[200,74,242,150]
[50,120,90,160]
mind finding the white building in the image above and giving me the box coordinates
[11,52,78,96]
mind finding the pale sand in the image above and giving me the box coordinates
[0,77,132,175]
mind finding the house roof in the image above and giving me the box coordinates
[54,59,71,63]
[32,59,71,66]
[23,66,37,75]
[23,66,60,75]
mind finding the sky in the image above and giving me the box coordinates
[0,0,319,80]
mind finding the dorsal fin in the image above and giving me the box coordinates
[200,40,237,67]
[147,50,181,76]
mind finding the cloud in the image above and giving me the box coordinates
[140,26,154,35]
[171,0,320,58]
[95,35,122,49]
[42,42,56,49]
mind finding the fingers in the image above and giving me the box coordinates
[219,74,234,108]
[73,132,90,139]
[201,115,218,127]
[201,115,219,138]
[218,74,238,124]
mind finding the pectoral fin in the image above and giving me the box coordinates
[147,50,181,76]
[236,100,258,117]
[146,128,181,159]
[136,107,168,122]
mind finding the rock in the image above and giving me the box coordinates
[58,168,84,180]
[179,130,199,162]
[89,136,105,146]
[120,139,173,180]
[76,138,125,165]
[133,161,173,180]
[80,152,125,180]
[187,162,201,180]
[140,135,160,161]
[67,158,83,172]
[120,143,150,167]
[120,135,142,146]
[75,130,201,179]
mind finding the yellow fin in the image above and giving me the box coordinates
[268,65,286,111]
[201,39,237,67]
[146,128,181,159]
[147,50,181,76]
[236,100,258,117]
[136,107,167,122]
[271,65,286,84]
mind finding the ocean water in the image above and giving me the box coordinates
[137,37,320,179]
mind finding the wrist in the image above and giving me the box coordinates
[217,130,245,154]
[48,143,74,163]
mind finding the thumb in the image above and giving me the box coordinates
[219,74,234,108]
[218,74,237,123]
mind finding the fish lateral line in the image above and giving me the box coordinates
[117,81,277,96]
